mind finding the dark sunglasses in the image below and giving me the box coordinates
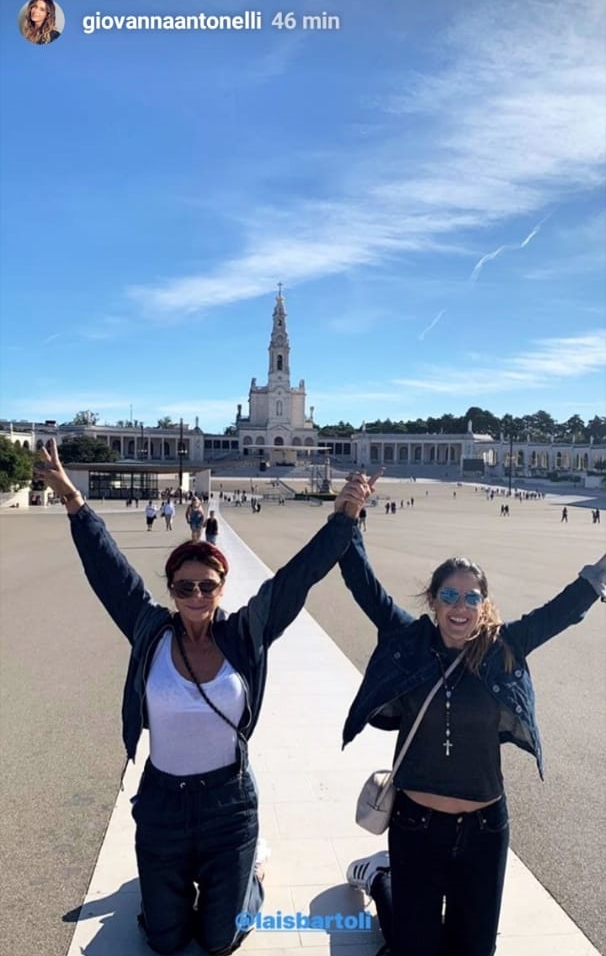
[437,587,484,608]
[171,579,223,598]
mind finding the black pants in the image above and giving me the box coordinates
[373,790,509,956]
[132,757,263,955]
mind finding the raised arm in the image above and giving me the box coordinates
[338,527,416,636]
[240,474,372,646]
[333,471,415,636]
[34,439,156,643]
[505,554,605,658]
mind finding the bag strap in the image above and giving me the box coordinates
[380,649,466,796]
[174,623,243,738]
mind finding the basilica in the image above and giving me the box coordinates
[1,289,604,500]
[232,286,319,461]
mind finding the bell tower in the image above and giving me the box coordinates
[267,282,291,389]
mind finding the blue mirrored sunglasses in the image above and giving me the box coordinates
[437,587,484,608]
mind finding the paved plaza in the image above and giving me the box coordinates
[1,478,604,956]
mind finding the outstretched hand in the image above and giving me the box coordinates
[34,438,76,498]
[334,470,382,520]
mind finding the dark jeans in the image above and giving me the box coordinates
[131,757,263,955]
[374,790,509,956]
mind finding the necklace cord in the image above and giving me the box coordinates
[174,624,243,738]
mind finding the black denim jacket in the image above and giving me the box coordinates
[69,505,357,764]
[340,527,603,778]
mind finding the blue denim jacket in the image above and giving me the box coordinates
[68,505,358,764]
[340,527,603,778]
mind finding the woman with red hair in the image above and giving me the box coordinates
[35,439,366,956]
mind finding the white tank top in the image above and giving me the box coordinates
[146,631,245,775]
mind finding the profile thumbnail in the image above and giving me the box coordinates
[19,0,64,45]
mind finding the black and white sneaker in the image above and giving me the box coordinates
[346,851,390,895]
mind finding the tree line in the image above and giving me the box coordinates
[64,407,606,443]
[317,408,606,443]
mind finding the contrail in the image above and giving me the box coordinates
[419,309,446,341]
[470,217,548,281]
[470,247,508,282]
[520,216,549,248]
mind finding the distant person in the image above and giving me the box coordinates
[34,438,365,956]
[20,0,61,43]
[186,497,205,542]
[338,471,606,956]
[204,510,219,545]
[358,507,367,532]
[561,507,568,523]
[144,501,157,531]
[161,499,175,531]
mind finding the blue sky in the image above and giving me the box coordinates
[1,0,604,432]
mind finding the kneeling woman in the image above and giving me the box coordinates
[36,440,364,956]
[339,476,605,956]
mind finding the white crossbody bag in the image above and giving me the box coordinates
[355,650,466,834]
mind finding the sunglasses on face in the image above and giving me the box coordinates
[170,579,223,598]
[437,587,484,608]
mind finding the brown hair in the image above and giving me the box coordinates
[22,0,57,44]
[164,540,229,587]
[423,556,513,674]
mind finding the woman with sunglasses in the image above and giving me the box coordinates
[34,440,366,956]
[337,473,605,956]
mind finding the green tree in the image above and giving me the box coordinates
[520,410,556,439]
[318,420,355,437]
[59,436,119,463]
[68,410,99,425]
[560,415,588,442]
[157,416,174,428]
[587,416,606,443]
[461,406,501,437]
[0,437,33,491]
[501,414,528,439]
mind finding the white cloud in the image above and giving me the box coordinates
[128,0,605,319]
[393,332,606,395]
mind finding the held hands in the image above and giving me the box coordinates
[580,553,606,603]
[333,471,382,520]
[34,437,77,498]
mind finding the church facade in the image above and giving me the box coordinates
[1,289,604,492]
[230,288,319,463]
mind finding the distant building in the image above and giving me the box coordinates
[206,288,318,464]
[1,290,604,490]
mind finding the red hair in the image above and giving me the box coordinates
[165,540,229,584]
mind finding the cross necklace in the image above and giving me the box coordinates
[434,649,467,757]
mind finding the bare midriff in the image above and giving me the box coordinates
[404,789,502,814]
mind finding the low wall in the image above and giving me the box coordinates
[0,487,31,509]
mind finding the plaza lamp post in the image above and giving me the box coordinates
[507,431,514,496]
[177,418,187,505]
